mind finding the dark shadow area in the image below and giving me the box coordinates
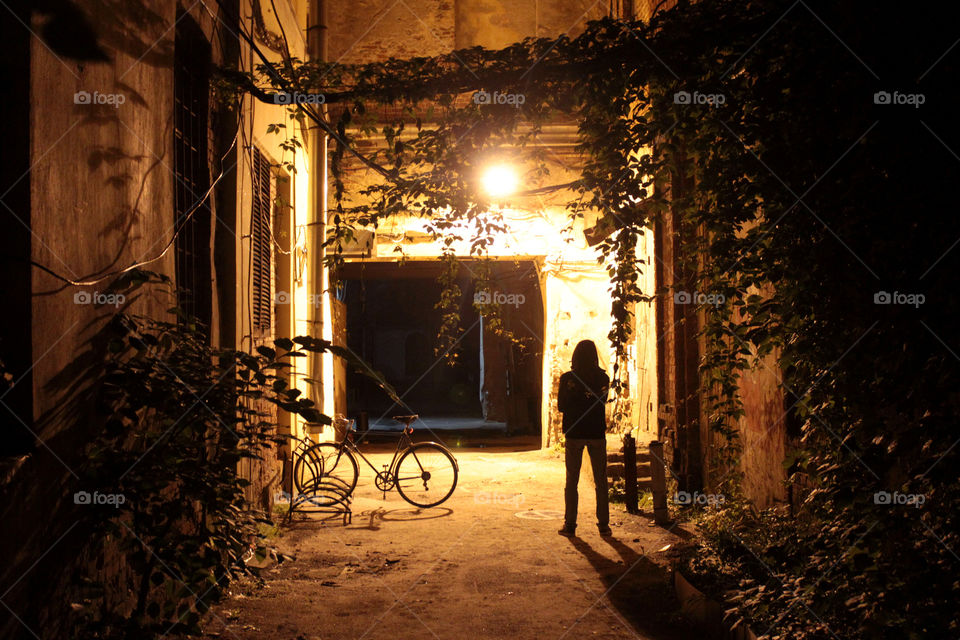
[339,259,543,437]
[0,310,120,638]
[567,536,707,640]
[353,430,540,452]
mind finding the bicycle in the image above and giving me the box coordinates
[293,415,459,508]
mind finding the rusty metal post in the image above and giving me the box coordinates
[623,433,638,514]
[649,440,669,525]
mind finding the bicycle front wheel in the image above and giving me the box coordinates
[293,443,359,505]
[395,443,458,508]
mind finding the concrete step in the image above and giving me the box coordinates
[609,451,654,464]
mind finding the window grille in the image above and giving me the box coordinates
[173,15,212,329]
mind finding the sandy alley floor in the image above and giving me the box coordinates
[194,443,699,640]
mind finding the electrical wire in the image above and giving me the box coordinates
[31,126,239,287]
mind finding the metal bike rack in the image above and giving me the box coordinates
[285,478,353,525]
[283,439,353,525]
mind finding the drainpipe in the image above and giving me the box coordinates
[307,0,330,430]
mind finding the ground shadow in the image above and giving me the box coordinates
[630,512,695,540]
[287,506,453,532]
[567,535,708,640]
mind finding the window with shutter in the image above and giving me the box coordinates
[251,146,273,332]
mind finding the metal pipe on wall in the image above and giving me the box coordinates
[307,0,329,427]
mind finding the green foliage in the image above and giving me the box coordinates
[608,480,653,510]
[78,312,336,636]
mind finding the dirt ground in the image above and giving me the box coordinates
[196,439,699,640]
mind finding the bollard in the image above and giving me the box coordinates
[357,410,368,433]
[649,440,669,525]
[623,434,638,514]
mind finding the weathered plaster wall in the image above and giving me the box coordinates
[5,3,184,635]
[235,0,317,504]
[0,2,316,635]
[327,0,607,64]
[737,350,788,507]
[327,0,456,63]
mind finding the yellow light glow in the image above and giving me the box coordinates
[481,164,518,198]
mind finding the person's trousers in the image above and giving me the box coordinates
[564,438,609,529]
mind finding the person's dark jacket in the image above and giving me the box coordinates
[557,367,609,439]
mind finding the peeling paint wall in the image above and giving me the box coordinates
[737,348,788,508]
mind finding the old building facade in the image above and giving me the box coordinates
[0,0,328,634]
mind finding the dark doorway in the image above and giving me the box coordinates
[339,260,543,436]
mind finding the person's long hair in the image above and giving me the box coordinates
[571,339,603,375]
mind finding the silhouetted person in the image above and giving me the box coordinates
[557,339,611,537]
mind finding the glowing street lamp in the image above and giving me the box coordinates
[481,164,518,198]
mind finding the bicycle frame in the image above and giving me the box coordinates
[289,419,459,509]
[338,426,415,478]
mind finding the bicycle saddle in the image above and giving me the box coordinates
[392,414,419,424]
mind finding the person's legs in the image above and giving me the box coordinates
[563,439,585,532]
[586,439,610,530]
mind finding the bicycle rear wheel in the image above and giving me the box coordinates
[293,443,358,505]
[395,443,458,508]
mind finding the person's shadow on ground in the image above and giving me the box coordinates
[568,535,703,640]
